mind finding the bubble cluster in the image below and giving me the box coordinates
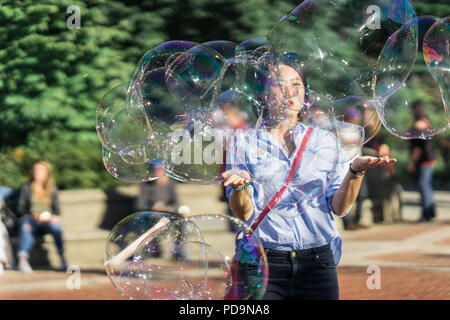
[105,212,268,300]
[96,1,450,186]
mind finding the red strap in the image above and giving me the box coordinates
[250,126,313,231]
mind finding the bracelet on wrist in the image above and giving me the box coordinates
[233,181,253,192]
[349,163,365,178]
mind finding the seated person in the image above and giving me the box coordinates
[16,161,67,272]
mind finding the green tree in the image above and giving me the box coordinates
[0,0,164,189]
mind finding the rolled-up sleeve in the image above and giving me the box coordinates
[325,158,352,217]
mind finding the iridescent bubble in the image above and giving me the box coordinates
[235,36,274,57]
[210,55,279,129]
[375,17,449,140]
[423,17,449,111]
[96,83,153,161]
[210,89,261,130]
[105,211,189,299]
[376,76,449,140]
[136,68,185,158]
[267,0,416,98]
[129,41,197,91]
[102,147,161,183]
[203,40,238,59]
[374,17,445,99]
[163,110,229,184]
[135,66,230,184]
[332,96,382,160]
[131,214,267,300]
[165,45,225,107]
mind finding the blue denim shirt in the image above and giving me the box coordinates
[226,123,351,266]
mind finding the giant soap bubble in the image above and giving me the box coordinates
[165,44,225,107]
[105,211,189,299]
[128,41,197,95]
[105,213,268,300]
[96,83,152,157]
[267,0,416,99]
[332,96,382,160]
[423,17,449,112]
[375,17,450,140]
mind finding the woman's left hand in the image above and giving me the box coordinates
[351,156,397,172]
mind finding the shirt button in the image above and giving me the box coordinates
[291,251,296,258]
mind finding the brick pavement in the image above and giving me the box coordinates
[2,266,449,300]
[338,267,450,300]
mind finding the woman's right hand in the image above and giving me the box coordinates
[222,170,254,221]
[221,170,251,189]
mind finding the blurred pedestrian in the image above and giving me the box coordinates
[408,101,436,222]
[136,160,183,214]
[363,122,403,224]
[16,160,67,272]
[0,183,15,274]
[135,159,189,260]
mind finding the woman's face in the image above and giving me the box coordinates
[33,164,49,184]
[268,64,305,120]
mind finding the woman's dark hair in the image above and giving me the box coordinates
[255,52,309,122]
[411,100,427,121]
[279,52,309,104]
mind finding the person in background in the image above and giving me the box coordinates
[135,159,188,260]
[0,183,15,275]
[363,118,403,224]
[16,161,67,272]
[408,101,436,222]
[136,160,182,214]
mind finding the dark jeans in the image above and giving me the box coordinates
[417,164,435,220]
[17,215,64,259]
[263,244,339,300]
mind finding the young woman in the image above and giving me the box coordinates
[222,56,396,300]
[16,161,67,272]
